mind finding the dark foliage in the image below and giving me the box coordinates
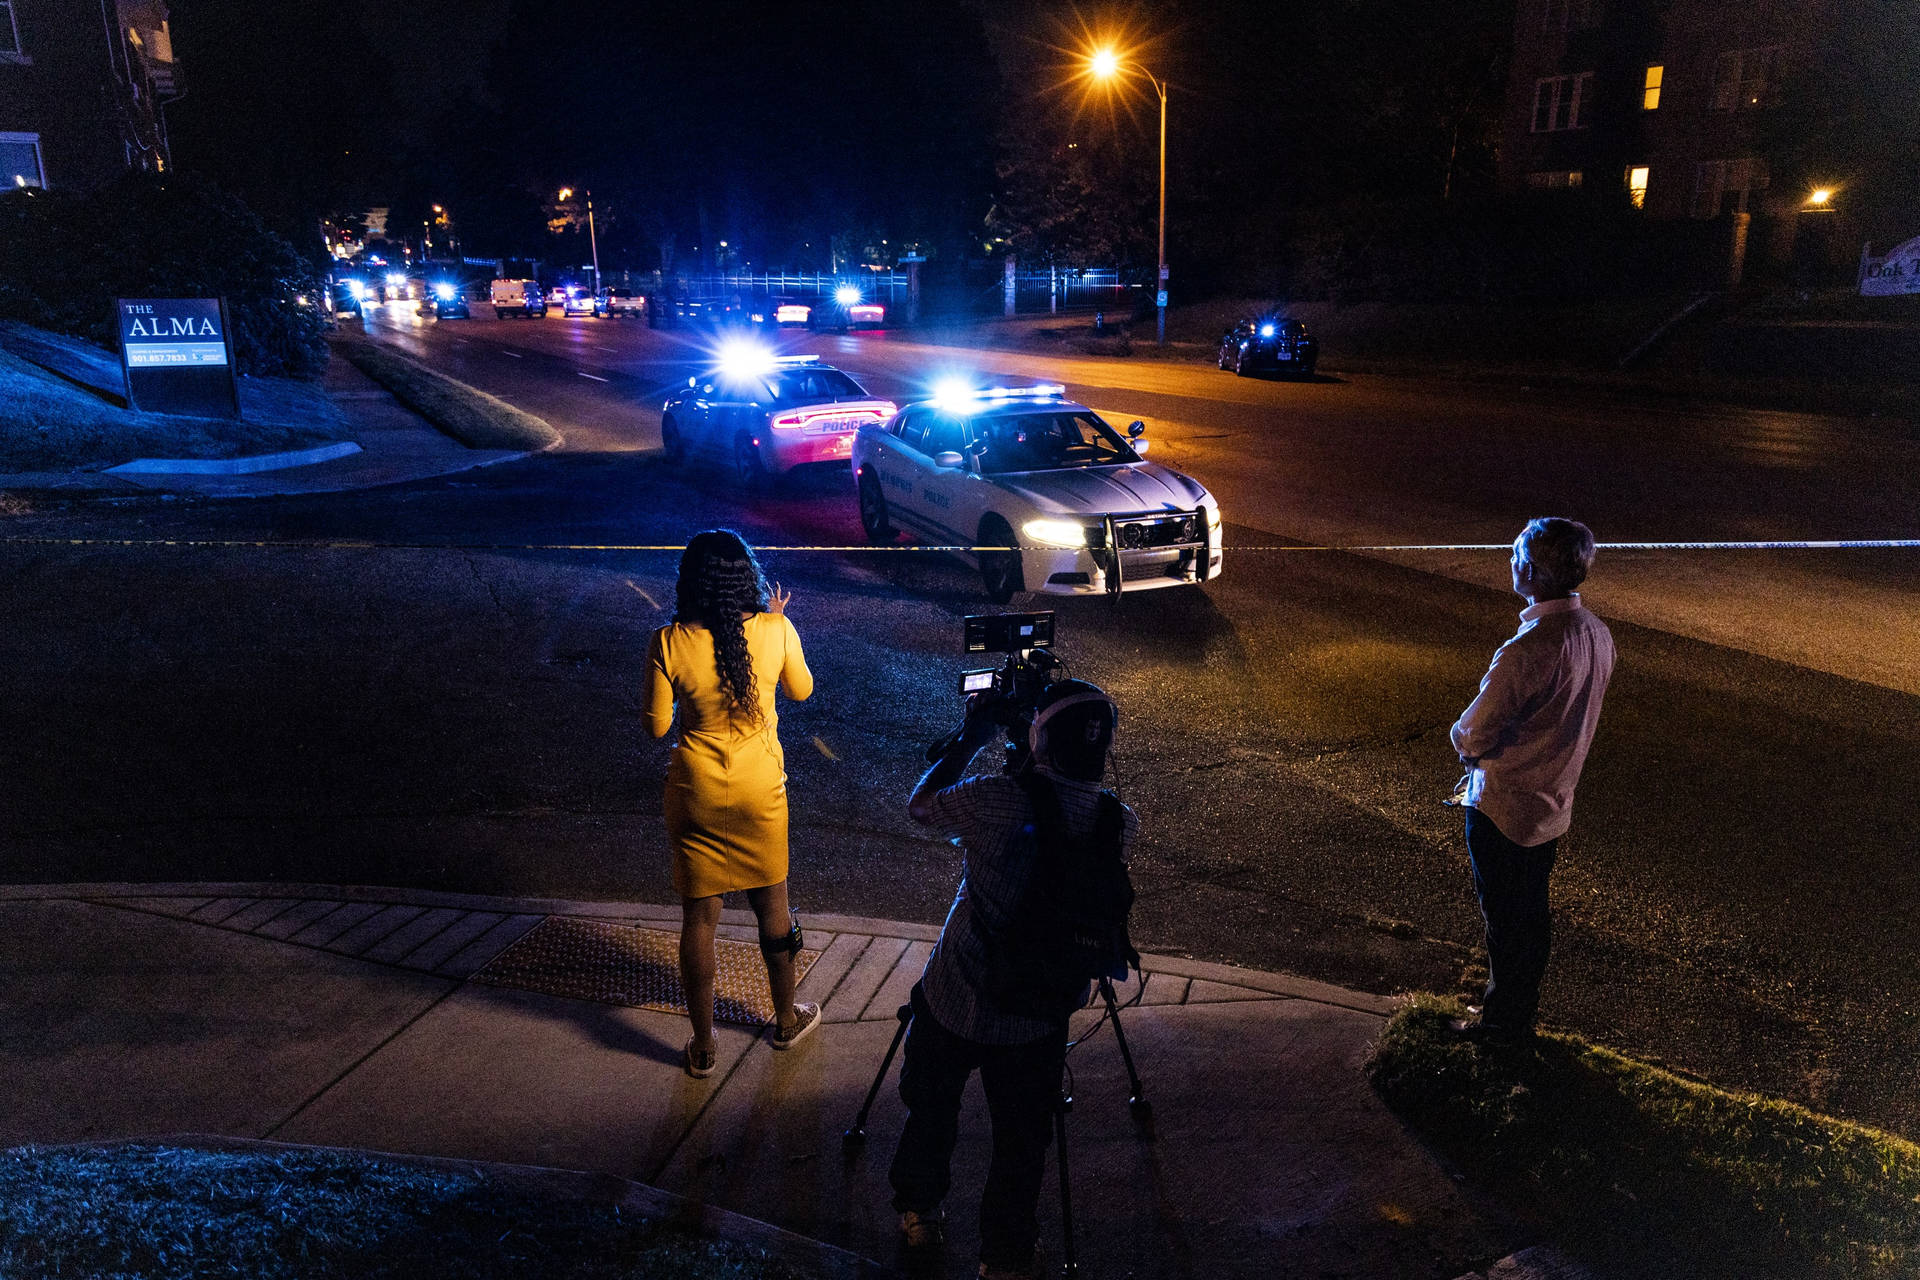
[1370,998,1920,1279]
[0,175,328,379]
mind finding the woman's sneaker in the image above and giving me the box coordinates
[769,1002,821,1050]
[684,1038,717,1079]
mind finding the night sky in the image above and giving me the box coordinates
[166,0,1515,279]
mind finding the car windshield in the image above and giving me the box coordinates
[971,411,1136,473]
[768,369,864,403]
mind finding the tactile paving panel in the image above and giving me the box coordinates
[472,917,820,1026]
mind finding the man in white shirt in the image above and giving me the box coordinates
[1450,518,1614,1041]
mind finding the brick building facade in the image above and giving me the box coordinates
[0,0,179,191]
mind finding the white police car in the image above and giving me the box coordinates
[850,383,1222,601]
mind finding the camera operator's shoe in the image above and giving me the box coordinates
[898,1208,944,1249]
[769,1002,821,1050]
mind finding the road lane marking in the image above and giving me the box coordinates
[578,372,609,382]
[594,344,618,353]
[500,351,523,359]
[625,579,661,609]
[812,736,840,761]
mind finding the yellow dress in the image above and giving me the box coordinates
[645,612,815,898]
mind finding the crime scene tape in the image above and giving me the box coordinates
[1,538,1919,553]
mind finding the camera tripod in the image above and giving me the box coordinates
[843,976,1152,1276]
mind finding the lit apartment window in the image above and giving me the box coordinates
[1542,0,1595,32]
[1531,73,1594,132]
[1626,166,1650,208]
[0,0,23,57]
[0,132,44,188]
[1527,170,1585,189]
[1642,65,1663,109]
[1711,46,1783,109]
[1692,157,1768,217]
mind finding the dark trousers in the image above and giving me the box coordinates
[887,984,1068,1269]
[1466,808,1560,1032]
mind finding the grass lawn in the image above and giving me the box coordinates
[0,1144,831,1279]
[336,338,560,452]
[1369,996,1920,1278]
[0,323,347,472]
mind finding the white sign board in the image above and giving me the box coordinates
[1859,236,1920,296]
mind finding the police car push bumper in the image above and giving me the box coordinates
[1012,506,1223,596]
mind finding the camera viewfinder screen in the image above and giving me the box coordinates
[960,669,997,693]
[964,611,1055,654]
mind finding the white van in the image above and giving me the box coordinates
[490,279,548,319]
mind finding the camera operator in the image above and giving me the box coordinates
[888,679,1138,1279]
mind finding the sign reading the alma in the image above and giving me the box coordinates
[116,298,239,416]
[1859,236,1920,297]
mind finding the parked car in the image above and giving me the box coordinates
[490,279,547,318]
[595,286,647,319]
[851,383,1221,602]
[659,351,897,484]
[1217,316,1317,378]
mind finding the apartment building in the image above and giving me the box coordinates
[1498,0,1849,221]
[0,0,180,191]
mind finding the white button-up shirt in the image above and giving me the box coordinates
[1451,594,1614,848]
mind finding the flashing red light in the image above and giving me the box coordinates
[849,304,885,322]
[768,399,899,430]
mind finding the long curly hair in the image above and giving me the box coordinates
[673,529,770,726]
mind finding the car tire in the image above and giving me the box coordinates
[661,415,687,465]
[858,470,894,544]
[978,517,1025,604]
[732,434,768,490]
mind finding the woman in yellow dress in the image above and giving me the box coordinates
[646,530,820,1077]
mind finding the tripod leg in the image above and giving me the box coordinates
[843,1003,912,1148]
[1100,978,1153,1128]
[1054,1082,1077,1275]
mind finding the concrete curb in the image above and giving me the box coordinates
[0,881,1404,1017]
[105,441,363,475]
[31,1134,894,1279]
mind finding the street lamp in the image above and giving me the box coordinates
[562,187,601,294]
[1087,44,1170,344]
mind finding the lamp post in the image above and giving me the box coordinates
[1089,47,1169,344]
[561,188,602,294]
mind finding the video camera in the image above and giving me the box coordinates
[927,611,1067,773]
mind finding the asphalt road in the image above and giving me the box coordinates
[2,301,1916,1140]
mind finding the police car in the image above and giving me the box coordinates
[850,383,1222,601]
[660,347,898,483]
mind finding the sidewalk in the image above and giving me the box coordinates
[0,882,1555,1278]
[0,356,525,499]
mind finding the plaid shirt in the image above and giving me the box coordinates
[917,768,1139,1045]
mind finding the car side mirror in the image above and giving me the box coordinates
[933,450,966,468]
[1131,438,1150,456]
[1127,420,1147,438]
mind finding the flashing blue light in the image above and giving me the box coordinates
[932,381,1065,411]
[834,284,861,306]
[1259,323,1276,337]
[716,338,776,380]
[435,283,456,301]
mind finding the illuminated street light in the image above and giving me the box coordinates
[561,186,601,293]
[1808,188,1833,207]
[1085,41,1171,344]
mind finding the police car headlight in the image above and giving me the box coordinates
[1022,519,1089,548]
[1205,504,1221,529]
